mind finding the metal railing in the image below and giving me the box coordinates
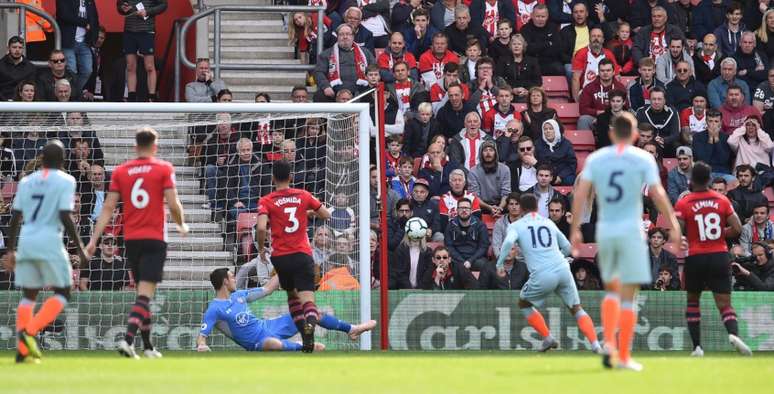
[0,2,61,67]
[175,5,324,101]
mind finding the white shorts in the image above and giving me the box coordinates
[520,265,580,308]
[596,233,651,285]
[14,258,73,289]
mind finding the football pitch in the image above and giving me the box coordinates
[1,351,771,394]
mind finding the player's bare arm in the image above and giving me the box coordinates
[164,187,189,236]
[649,184,683,249]
[256,213,269,261]
[85,191,120,257]
[60,210,88,265]
[569,178,593,256]
[1,210,22,271]
[726,212,742,239]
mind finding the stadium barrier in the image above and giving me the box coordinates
[1,291,772,351]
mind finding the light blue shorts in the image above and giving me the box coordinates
[520,265,580,308]
[14,257,72,289]
[596,233,652,285]
[250,314,299,351]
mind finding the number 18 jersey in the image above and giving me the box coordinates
[258,188,322,257]
[674,190,734,256]
[109,157,176,241]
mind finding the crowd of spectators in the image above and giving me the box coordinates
[5,0,774,292]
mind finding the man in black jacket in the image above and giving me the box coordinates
[0,36,36,101]
[728,164,768,223]
[520,4,563,76]
[388,199,413,250]
[733,242,774,291]
[57,0,100,93]
[202,114,239,211]
[444,198,490,273]
[478,244,528,290]
[225,138,271,225]
[36,49,78,101]
[411,179,443,241]
[443,5,488,55]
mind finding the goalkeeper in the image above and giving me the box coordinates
[196,268,375,352]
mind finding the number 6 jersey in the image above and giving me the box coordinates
[258,188,322,257]
[109,157,176,241]
[674,190,735,256]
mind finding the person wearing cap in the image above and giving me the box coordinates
[467,139,511,215]
[79,234,129,291]
[728,115,774,169]
[667,146,694,204]
[0,36,37,101]
[411,178,443,242]
[534,119,577,186]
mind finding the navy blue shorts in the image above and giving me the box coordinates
[123,32,155,55]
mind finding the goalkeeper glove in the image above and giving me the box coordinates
[197,344,211,352]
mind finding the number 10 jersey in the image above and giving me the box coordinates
[674,190,735,256]
[109,157,176,241]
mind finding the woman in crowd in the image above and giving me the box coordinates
[521,87,559,139]
[389,229,433,290]
[534,119,577,186]
[495,33,541,103]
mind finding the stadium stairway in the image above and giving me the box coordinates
[203,0,309,102]
[93,113,232,289]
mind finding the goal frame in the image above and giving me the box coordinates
[0,101,374,351]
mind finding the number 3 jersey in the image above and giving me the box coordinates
[674,190,735,256]
[109,157,176,241]
[258,188,322,258]
[580,145,661,240]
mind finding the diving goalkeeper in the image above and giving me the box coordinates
[196,268,375,352]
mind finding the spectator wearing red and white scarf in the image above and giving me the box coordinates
[449,111,495,170]
[388,60,427,115]
[469,0,515,40]
[418,33,460,88]
[314,24,375,102]
[571,27,620,101]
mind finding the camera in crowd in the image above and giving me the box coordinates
[732,256,757,275]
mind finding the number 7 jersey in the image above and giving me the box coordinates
[258,188,322,257]
[109,157,176,241]
[674,190,735,256]
[579,144,662,239]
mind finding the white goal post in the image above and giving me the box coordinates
[0,101,373,351]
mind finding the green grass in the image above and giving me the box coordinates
[1,351,772,394]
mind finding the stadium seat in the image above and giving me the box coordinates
[542,76,570,101]
[554,186,573,195]
[576,151,589,175]
[565,129,595,152]
[427,241,444,251]
[237,212,259,262]
[512,103,527,113]
[1,181,16,202]
[547,102,580,127]
[576,243,597,260]
[663,158,678,172]
[765,187,774,207]
[413,157,422,176]
[482,214,496,237]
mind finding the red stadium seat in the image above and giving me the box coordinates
[482,214,496,237]
[237,212,259,261]
[663,158,678,172]
[542,76,570,101]
[427,241,444,251]
[565,129,595,151]
[512,103,527,113]
[765,187,774,208]
[1,181,16,202]
[554,186,573,195]
[576,243,597,260]
[576,151,589,175]
[548,102,580,127]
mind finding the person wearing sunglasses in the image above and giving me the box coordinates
[666,60,707,112]
[36,49,78,102]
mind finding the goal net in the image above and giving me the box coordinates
[0,102,372,351]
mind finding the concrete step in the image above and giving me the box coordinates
[209,19,285,33]
[219,58,303,65]
[99,137,187,147]
[166,236,224,251]
[104,155,188,167]
[220,70,307,86]
[170,207,210,222]
[105,165,198,178]
[203,0,274,6]
[167,250,232,265]
[210,46,295,60]
[158,280,212,289]
[166,221,221,235]
[208,32,288,46]
[166,180,202,195]
[164,266,233,281]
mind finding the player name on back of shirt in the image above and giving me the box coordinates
[690,199,719,212]
[273,196,302,207]
[127,165,152,176]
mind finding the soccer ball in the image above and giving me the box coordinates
[405,217,428,240]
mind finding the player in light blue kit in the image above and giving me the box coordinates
[2,141,88,363]
[196,268,375,352]
[570,113,681,371]
[496,194,601,353]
